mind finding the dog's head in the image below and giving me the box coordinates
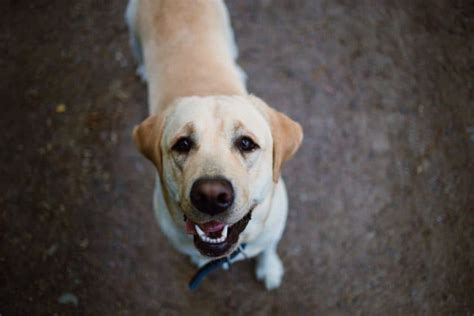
[133,95,302,257]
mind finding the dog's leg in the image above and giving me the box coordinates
[125,0,147,81]
[254,179,288,290]
[255,243,284,290]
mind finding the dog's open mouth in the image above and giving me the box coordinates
[185,212,252,257]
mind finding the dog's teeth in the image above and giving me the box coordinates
[195,225,206,239]
[222,225,228,239]
[195,224,229,244]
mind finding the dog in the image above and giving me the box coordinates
[126,0,303,290]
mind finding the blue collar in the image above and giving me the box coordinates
[188,243,247,290]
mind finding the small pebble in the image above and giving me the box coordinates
[46,244,58,256]
[58,293,78,306]
[55,103,66,113]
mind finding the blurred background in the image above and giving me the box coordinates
[1,0,473,314]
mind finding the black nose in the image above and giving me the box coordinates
[190,177,234,215]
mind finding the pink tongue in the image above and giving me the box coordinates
[185,219,225,235]
[199,220,225,233]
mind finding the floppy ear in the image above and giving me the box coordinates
[132,114,165,175]
[249,96,303,182]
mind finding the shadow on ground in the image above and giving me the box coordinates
[1,0,473,314]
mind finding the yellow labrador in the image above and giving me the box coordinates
[126,0,302,290]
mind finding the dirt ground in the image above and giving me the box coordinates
[1,0,474,315]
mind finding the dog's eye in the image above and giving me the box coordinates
[172,137,193,153]
[236,136,259,153]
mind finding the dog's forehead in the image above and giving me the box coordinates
[166,96,270,138]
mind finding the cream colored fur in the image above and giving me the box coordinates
[127,0,302,290]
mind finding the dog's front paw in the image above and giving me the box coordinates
[255,251,284,290]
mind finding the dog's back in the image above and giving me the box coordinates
[126,0,246,112]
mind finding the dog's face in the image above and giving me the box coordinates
[134,95,302,257]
